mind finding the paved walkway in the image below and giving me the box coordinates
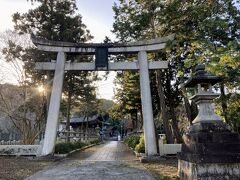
[26,141,156,180]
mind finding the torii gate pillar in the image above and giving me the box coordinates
[138,51,157,155]
[42,52,66,155]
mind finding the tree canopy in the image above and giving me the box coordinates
[112,0,240,140]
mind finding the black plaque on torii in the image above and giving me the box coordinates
[95,47,108,70]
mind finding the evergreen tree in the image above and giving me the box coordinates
[113,71,142,121]
[112,0,179,143]
[2,0,98,142]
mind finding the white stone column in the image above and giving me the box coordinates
[42,51,66,155]
[138,51,157,156]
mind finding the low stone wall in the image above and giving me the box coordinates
[0,145,40,156]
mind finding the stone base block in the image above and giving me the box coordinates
[178,159,240,180]
[159,143,182,156]
[140,155,166,163]
[0,145,40,156]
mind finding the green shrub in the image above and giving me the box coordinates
[89,138,101,145]
[135,135,145,153]
[55,142,73,154]
[54,141,87,154]
[74,141,87,149]
[124,135,140,149]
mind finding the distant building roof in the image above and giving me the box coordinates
[61,115,103,125]
[70,115,99,123]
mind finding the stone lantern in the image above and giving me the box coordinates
[178,64,240,180]
[188,64,223,125]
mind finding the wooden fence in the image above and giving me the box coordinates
[0,130,100,145]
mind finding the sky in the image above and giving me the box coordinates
[0,0,117,100]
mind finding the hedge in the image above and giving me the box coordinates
[55,138,101,154]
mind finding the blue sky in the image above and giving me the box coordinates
[0,0,117,42]
[0,0,117,99]
[77,0,117,42]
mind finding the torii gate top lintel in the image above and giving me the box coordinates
[31,34,175,54]
[33,34,174,71]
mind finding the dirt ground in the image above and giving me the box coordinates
[0,156,56,180]
[143,157,179,180]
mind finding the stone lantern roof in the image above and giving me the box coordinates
[184,64,222,87]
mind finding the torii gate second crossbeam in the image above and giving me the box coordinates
[32,34,174,156]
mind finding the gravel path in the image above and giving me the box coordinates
[26,141,156,180]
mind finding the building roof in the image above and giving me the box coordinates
[70,115,99,123]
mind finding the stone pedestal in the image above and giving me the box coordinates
[178,122,240,180]
[178,160,240,180]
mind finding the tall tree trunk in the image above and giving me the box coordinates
[190,99,198,121]
[183,92,192,122]
[135,109,139,130]
[139,106,143,129]
[156,70,173,144]
[86,116,89,141]
[66,91,71,143]
[154,124,160,153]
[81,116,87,141]
[66,76,73,143]
[169,103,182,143]
[166,73,182,143]
[220,82,228,124]
[180,76,192,123]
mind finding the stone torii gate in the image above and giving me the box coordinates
[32,34,174,156]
